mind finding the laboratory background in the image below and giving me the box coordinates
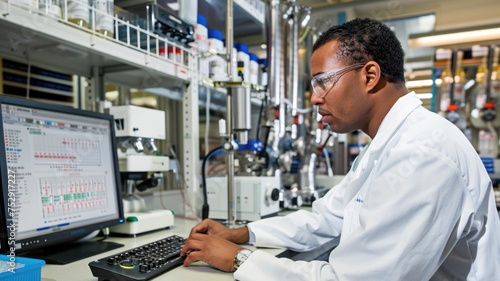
[0,0,499,280]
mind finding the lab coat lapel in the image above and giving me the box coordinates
[342,92,423,234]
[348,91,423,179]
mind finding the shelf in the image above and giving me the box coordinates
[1,57,76,105]
[144,83,263,113]
[234,0,265,27]
[433,58,483,68]
[0,1,194,89]
[198,0,265,38]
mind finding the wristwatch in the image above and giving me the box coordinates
[233,249,253,271]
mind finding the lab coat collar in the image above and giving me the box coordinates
[369,91,421,151]
[352,92,421,173]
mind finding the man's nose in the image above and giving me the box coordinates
[310,92,323,106]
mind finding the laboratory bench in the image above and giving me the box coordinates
[36,205,500,281]
[40,217,283,281]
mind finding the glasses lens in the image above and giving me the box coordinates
[311,63,365,98]
[312,76,332,98]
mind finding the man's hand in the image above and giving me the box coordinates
[180,233,244,272]
[189,219,249,244]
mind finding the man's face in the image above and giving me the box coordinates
[310,41,367,134]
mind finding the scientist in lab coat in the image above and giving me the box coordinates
[180,18,500,280]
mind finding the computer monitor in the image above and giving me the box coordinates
[0,95,124,264]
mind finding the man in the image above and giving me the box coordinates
[180,18,500,280]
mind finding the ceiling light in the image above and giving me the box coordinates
[416,93,433,100]
[408,24,500,48]
[406,79,434,88]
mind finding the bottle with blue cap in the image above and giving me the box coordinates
[194,14,208,53]
[195,14,209,78]
[208,29,224,53]
[206,29,227,81]
[258,58,268,88]
[249,53,259,85]
[234,43,250,82]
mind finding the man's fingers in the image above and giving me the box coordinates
[182,250,202,267]
[180,234,205,256]
[181,233,241,272]
[190,222,208,236]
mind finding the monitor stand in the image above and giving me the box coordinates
[20,240,124,265]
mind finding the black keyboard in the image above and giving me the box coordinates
[88,235,186,281]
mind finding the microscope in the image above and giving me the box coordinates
[108,105,174,236]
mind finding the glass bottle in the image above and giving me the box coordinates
[490,47,500,102]
[439,58,453,114]
[453,51,466,107]
[475,55,488,109]
[39,0,62,18]
[66,0,90,29]
[95,0,114,38]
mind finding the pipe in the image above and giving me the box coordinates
[288,3,299,139]
[225,0,237,227]
[267,0,285,138]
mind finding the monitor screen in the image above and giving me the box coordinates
[0,95,124,264]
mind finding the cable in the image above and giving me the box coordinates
[201,145,224,219]
[318,132,333,153]
[258,125,271,165]
[318,132,334,176]
[255,97,267,140]
[281,98,312,114]
[323,147,334,177]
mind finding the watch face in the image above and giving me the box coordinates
[234,249,253,270]
[237,250,250,260]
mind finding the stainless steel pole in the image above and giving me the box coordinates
[225,0,237,228]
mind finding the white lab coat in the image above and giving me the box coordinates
[235,92,500,281]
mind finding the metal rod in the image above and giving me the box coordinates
[268,0,286,138]
[290,3,299,119]
[226,0,234,80]
[225,0,237,228]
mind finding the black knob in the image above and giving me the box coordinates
[270,188,280,201]
[136,178,159,192]
[482,108,496,122]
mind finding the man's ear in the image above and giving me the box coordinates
[363,61,383,93]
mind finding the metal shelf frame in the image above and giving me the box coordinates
[0,0,193,89]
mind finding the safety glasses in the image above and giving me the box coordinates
[311,63,365,99]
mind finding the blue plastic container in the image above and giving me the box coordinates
[0,255,45,281]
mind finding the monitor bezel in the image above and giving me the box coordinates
[0,95,124,254]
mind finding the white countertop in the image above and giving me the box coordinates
[40,217,283,281]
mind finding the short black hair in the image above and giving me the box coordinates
[313,18,405,84]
